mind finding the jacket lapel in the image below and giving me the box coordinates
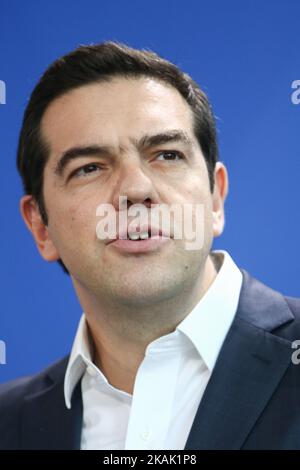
[185,269,294,450]
[20,358,83,450]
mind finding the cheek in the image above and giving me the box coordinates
[164,180,213,247]
[47,193,98,249]
[182,182,214,243]
[177,183,211,208]
[68,201,98,241]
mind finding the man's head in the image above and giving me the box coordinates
[17,41,228,307]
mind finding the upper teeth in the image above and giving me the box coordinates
[128,231,149,240]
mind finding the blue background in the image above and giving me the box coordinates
[0,0,299,383]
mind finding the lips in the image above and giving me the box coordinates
[107,233,171,253]
[106,224,171,244]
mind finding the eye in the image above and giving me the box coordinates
[155,151,184,162]
[71,163,102,178]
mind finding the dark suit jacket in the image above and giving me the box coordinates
[1,269,300,450]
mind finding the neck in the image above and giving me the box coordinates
[72,253,219,394]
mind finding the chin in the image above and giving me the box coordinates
[110,279,179,308]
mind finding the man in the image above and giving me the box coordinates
[0,41,300,450]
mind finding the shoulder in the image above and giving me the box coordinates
[285,295,300,315]
[0,355,69,449]
[236,269,300,338]
[280,295,300,338]
[0,355,69,403]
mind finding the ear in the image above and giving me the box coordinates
[212,162,229,237]
[19,195,60,262]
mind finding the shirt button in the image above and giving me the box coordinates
[140,430,151,441]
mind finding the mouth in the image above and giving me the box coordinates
[107,227,171,254]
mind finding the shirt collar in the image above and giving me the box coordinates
[177,250,243,371]
[64,315,96,409]
[64,250,243,408]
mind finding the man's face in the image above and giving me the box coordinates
[29,77,226,306]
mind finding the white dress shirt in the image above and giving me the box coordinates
[64,250,243,450]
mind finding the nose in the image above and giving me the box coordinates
[112,160,159,211]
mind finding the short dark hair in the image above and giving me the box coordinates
[16,41,219,274]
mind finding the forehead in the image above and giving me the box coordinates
[41,77,195,156]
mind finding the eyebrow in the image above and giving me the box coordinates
[53,130,193,177]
